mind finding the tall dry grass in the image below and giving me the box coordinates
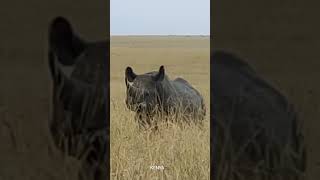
[213,117,306,180]
[110,95,210,180]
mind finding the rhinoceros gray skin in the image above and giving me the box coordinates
[211,51,306,179]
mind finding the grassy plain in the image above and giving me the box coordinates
[1,35,319,179]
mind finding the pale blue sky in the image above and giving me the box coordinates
[111,0,210,35]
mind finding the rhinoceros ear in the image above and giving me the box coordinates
[125,67,137,86]
[153,65,165,82]
[49,16,87,66]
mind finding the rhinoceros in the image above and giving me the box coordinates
[211,50,306,179]
[48,16,108,180]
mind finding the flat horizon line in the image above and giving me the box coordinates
[110,34,210,37]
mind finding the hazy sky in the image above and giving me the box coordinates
[111,0,210,35]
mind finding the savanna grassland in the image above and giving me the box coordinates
[110,36,210,180]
